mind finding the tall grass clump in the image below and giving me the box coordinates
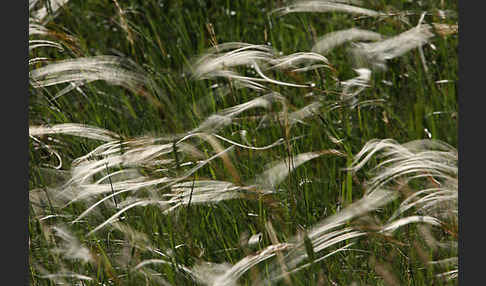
[29,0,457,285]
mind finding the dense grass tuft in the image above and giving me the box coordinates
[29,0,457,285]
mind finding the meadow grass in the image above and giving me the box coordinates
[29,0,458,285]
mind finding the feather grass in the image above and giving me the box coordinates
[312,28,383,55]
[29,56,157,97]
[271,0,383,17]
[349,139,458,280]
[255,149,345,189]
[30,0,71,23]
[28,0,457,284]
[351,24,435,70]
[50,226,94,263]
[191,43,328,89]
[29,123,121,142]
